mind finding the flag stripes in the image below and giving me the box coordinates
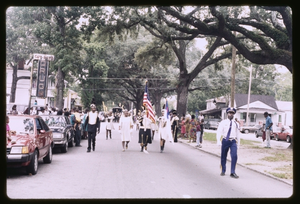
[143,82,155,122]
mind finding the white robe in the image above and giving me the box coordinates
[158,111,173,142]
[106,116,114,130]
[119,116,133,141]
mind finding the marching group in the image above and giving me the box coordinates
[9,102,273,179]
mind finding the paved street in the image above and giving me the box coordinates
[6,123,292,199]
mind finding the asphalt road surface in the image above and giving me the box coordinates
[6,123,293,199]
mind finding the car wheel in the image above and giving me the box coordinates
[275,134,279,141]
[43,144,53,164]
[244,129,249,134]
[255,131,259,138]
[68,135,74,147]
[61,143,68,153]
[286,135,291,143]
[26,150,38,175]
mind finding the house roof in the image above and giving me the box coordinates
[234,94,278,111]
[276,101,292,111]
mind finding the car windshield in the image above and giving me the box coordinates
[9,117,34,134]
[42,116,65,127]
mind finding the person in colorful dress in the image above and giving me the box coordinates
[180,115,186,138]
[188,115,197,143]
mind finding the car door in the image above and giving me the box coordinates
[36,118,47,157]
[40,118,52,150]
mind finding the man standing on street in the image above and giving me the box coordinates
[84,104,100,152]
[264,112,273,148]
[216,107,240,179]
[73,108,82,147]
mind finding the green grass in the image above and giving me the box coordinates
[203,132,217,142]
[202,132,261,147]
[245,163,265,166]
[266,171,293,179]
[261,152,291,162]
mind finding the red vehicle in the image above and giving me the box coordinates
[6,115,54,175]
[272,126,293,143]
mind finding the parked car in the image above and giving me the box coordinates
[272,126,293,143]
[40,115,75,153]
[254,125,274,140]
[240,124,262,134]
[6,115,54,175]
[204,120,219,130]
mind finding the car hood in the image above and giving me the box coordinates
[49,127,65,133]
[7,134,33,148]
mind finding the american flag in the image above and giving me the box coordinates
[143,82,155,123]
[166,99,170,119]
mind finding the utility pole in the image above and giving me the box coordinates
[230,31,237,107]
[246,65,253,126]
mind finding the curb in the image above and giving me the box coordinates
[178,139,293,186]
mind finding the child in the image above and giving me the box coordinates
[6,116,12,144]
[195,120,201,147]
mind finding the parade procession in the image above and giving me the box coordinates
[6,6,293,199]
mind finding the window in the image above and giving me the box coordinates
[40,119,50,131]
[250,113,256,123]
[240,113,246,121]
[278,115,282,123]
[36,118,42,130]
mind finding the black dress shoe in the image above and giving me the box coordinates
[92,146,95,151]
[87,149,91,152]
[230,173,239,178]
[220,172,225,176]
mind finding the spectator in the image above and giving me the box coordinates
[185,117,191,140]
[51,108,57,115]
[73,108,82,147]
[11,105,18,115]
[188,115,197,143]
[198,112,204,122]
[195,120,201,148]
[6,116,12,144]
[180,116,186,138]
[264,112,273,148]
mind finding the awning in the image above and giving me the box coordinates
[200,108,222,115]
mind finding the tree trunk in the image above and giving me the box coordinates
[55,66,65,110]
[135,90,144,115]
[152,91,162,117]
[176,84,189,118]
[9,66,18,103]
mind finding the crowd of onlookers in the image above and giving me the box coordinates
[172,112,205,148]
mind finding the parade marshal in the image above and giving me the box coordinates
[216,107,241,179]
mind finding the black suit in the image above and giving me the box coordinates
[84,112,100,151]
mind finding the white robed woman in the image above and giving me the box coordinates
[119,110,134,151]
[158,108,173,153]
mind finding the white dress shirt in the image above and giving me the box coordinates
[216,118,240,146]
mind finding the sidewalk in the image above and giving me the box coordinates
[178,135,293,186]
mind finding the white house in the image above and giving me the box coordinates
[200,94,291,127]
[276,101,293,127]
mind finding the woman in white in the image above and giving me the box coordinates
[158,109,173,153]
[119,110,133,151]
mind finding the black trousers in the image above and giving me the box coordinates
[87,131,96,150]
[74,125,81,146]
